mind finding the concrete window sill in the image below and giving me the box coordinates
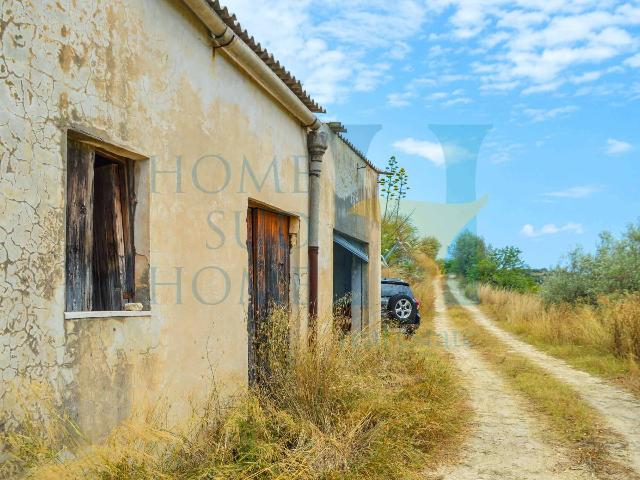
[64,311,152,320]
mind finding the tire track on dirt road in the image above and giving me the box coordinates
[432,278,590,480]
[448,278,640,475]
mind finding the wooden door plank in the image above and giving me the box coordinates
[254,208,267,320]
[118,160,135,299]
[247,207,256,384]
[264,211,278,308]
[278,214,290,305]
[65,140,95,312]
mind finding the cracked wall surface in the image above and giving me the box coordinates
[0,0,381,438]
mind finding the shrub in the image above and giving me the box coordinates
[449,231,487,280]
[464,283,479,303]
[541,223,640,304]
[416,236,441,260]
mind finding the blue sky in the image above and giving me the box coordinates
[224,0,640,267]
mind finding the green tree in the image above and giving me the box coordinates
[450,233,536,292]
[449,231,488,280]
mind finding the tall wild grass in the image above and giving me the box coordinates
[475,284,640,393]
[1,304,465,479]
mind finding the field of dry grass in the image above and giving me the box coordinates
[475,285,640,396]
[445,286,638,479]
[1,265,467,480]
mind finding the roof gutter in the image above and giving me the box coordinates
[182,0,321,130]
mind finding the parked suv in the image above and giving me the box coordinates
[381,278,420,334]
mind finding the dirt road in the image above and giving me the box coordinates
[432,279,591,480]
[447,278,640,475]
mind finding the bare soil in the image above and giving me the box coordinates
[432,278,592,480]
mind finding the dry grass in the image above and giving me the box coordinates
[382,252,439,286]
[476,285,640,396]
[445,289,638,479]
[410,255,438,319]
[383,253,439,324]
[1,302,467,480]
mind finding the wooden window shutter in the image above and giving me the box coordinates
[65,139,95,312]
[119,161,136,301]
[93,164,127,310]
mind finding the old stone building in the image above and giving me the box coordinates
[0,0,382,438]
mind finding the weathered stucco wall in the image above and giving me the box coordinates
[0,0,380,439]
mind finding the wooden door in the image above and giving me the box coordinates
[247,207,290,385]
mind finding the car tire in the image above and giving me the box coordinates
[387,294,416,322]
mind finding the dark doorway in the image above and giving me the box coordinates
[333,243,352,331]
[246,206,290,385]
[332,232,368,333]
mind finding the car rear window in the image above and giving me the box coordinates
[382,283,411,297]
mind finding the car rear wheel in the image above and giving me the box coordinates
[388,294,416,322]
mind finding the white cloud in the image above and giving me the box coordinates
[393,138,445,166]
[570,70,603,84]
[221,1,640,104]
[522,80,564,95]
[389,41,412,60]
[443,96,472,106]
[543,185,601,198]
[522,105,578,123]
[386,76,442,107]
[223,0,431,104]
[521,222,584,238]
[428,91,449,100]
[353,63,391,92]
[483,139,522,164]
[625,53,640,68]
[387,91,416,107]
[605,138,633,155]
[432,1,640,95]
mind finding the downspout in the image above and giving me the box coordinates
[307,128,328,337]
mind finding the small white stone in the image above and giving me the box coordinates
[123,302,143,311]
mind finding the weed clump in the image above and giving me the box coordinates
[2,307,466,480]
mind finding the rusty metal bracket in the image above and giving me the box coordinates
[210,27,235,49]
